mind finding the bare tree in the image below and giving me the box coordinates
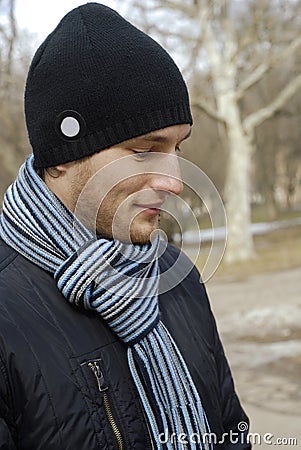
[120,0,301,262]
[0,0,17,92]
[0,0,31,199]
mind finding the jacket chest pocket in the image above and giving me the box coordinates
[70,344,153,450]
[81,358,125,450]
[69,354,127,450]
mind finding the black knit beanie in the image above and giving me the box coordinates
[25,2,192,168]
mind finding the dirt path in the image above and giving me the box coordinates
[206,267,301,448]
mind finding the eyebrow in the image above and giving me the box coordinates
[132,128,192,143]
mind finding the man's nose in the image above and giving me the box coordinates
[148,154,183,195]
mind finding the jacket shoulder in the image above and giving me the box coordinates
[0,240,18,273]
[0,240,46,308]
[159,243,201,285]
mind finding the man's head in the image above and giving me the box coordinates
[25,3,192,243]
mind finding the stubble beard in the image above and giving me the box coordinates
[70,165,160,245]
[95,208,160,244]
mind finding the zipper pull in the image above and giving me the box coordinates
[88,361,108,392]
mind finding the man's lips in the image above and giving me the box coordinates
[134,202,163,209]
[133,202,163,214]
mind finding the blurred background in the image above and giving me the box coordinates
[0,0,300,447]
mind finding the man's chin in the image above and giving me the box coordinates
[96,224,157,245]
[129,233,152,245]
[119,228,153,245]
[95,213,160,244]
[129,218,160,245]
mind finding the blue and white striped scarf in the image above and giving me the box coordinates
[0,155,211,449]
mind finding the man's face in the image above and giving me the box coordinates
[53,124,191,244]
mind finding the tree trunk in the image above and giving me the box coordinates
[198,3,256,263]
[265,186,278,221]
[223,102,255,262]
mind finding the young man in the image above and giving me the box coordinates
[0,3,250,449]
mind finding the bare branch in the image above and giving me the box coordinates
[6,0,17,78]
[180,10,204,78]
[153,0,195,18]
[142,25,198,43]
[236,63,271,100]
[243,72,301,136]
[0,23,6,36]
[237,35,301,100]
[181,37,203,78]
[191,95,226,124]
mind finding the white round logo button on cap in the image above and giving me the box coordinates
[60,116,80,137]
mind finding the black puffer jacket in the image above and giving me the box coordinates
[0,240,250,449]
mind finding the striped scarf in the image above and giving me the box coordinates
[0,154,211,449]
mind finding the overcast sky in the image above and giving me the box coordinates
[16,0,124,42]
[14,0,187,84]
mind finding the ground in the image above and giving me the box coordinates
[207,266,301,449]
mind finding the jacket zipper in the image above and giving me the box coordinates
[87,360,124,450]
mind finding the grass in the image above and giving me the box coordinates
[195,224,301,281]
[251,205,301,223]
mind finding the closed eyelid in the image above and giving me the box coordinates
[128,129,191,154]
[129,127,191,146]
